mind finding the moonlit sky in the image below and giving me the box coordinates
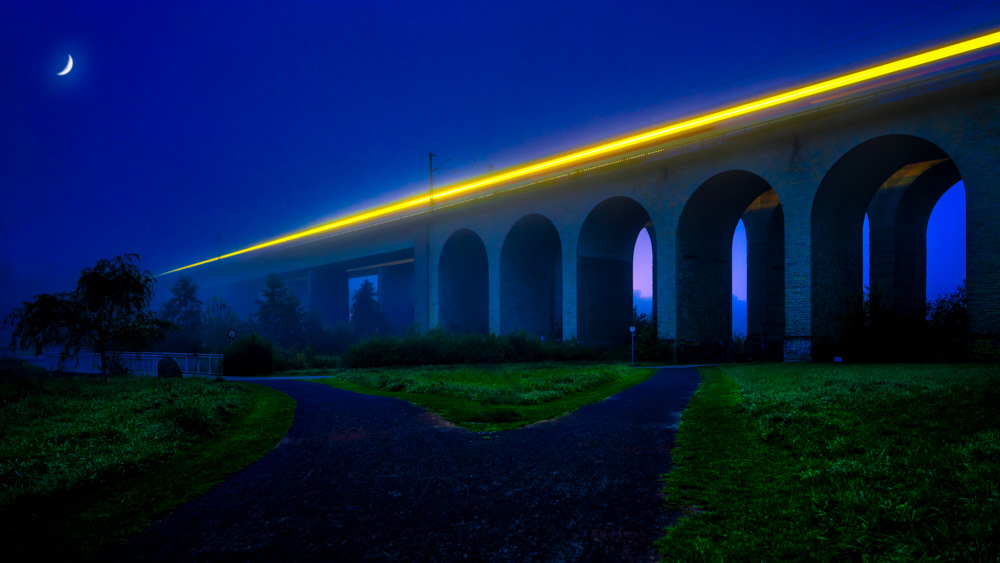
[4,1,995,334]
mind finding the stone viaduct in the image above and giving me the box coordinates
[184,52,1000,362]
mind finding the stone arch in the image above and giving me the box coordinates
[811,134,959,358]
[867,160,961,319]
[438,229,488,334]
[577,197,654,345]
[677,170,783,361]
[500,214,562,339]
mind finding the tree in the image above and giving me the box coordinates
[927,279,968,361]
[631,306,672,363]
[4,253,169,382]
[160,274,203,352]
[254,273,303,347]
[350,279,391,340]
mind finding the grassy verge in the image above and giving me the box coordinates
[0,374,295,561]
[301,363,656,431]
[657,363,1000,562]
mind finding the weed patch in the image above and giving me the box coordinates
[657,363,1000,561]
[307,363,655,431]
[0,376,295,560]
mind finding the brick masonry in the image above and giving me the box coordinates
[198,79,1000,361]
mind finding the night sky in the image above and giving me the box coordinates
[4,0,996,333]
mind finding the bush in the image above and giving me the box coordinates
[632,307,675,364]
[927,280,968,361]
[223,333,274,376]
[732,332,747,362]
[833,281,969,363]
[342,329,598,368]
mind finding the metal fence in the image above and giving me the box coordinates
[4,351,223,376]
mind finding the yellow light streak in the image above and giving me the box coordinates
[163,28,1000,275]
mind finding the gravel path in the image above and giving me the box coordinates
[103,367,700,562]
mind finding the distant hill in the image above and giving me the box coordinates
[633,291,652,317]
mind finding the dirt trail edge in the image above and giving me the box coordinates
[103,367,700,562]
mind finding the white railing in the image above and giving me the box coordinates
[4,351,223,376]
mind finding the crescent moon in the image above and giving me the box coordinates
[57,55,73,76]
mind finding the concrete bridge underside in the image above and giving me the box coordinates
[199,76,1000,361]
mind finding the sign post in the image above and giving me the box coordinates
[228,329,236,346]
[630,326,636,367]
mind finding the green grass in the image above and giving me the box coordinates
[300,363,656,431]
[0,373,295,561]
[657,363,1000,562]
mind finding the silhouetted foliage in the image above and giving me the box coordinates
[343,328,598,368]
[223,333,274,376]
[837,281,968,362]
[927,279,968,361]
[350,279,391,340]
[254,274,303,347]
[159,275,203,353]
[4,253,169,382]
[732,332,747,361]
[631,307,674,364]
[300,308,353,356]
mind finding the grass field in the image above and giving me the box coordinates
[0,368,295,561]
[657,363,1000,562]
[298,362,655,431]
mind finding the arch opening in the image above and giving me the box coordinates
[813,134,964,360]
[500,214,562,339]
[732,219,747,337]
[925,182,966,301]
[577,197,654,346]
[348,275,378,321]
[863,182,966,302]
[438,229,488,335]
[633,227,654,319]
[678,170,784,362]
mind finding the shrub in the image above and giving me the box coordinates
[927,280,968,361]
[836,281,968,363]
[223,333,274,376]
[732,332,747,362]
[342,329,597,368]
[631,307,675,364]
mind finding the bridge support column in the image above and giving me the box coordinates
[780,168,823,362]
[378,263,415,334]
[309,265,348,329]
[743,193,784,361]
[561,240,578,341]
[958,149,1000,358]
[414,227,431,331]
[489,244,501,336]
[655,219,676,344]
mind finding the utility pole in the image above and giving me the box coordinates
[429,152,451,208]
[426,152,450,331]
